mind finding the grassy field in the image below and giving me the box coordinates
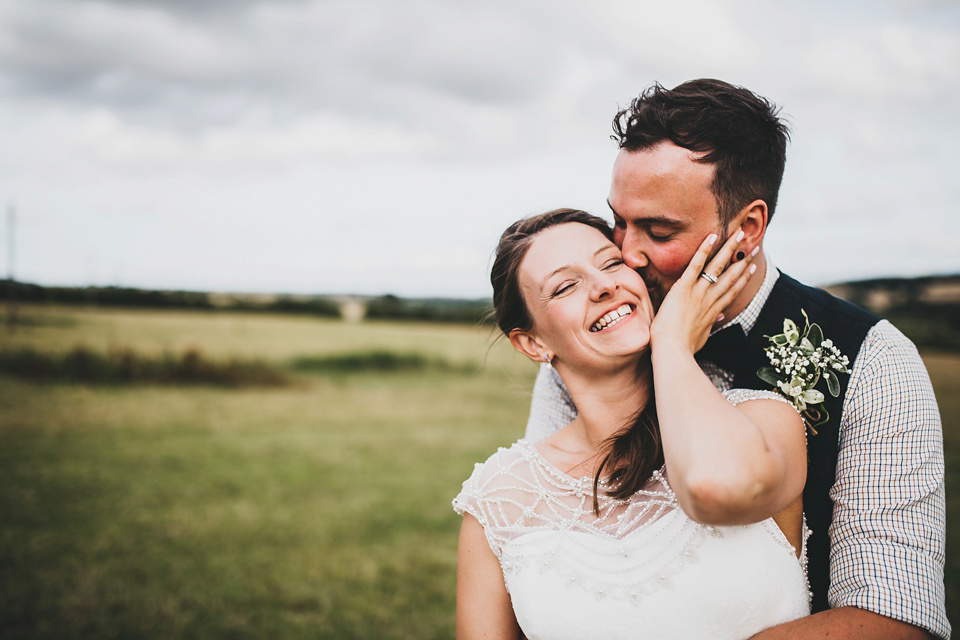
[0,305,957,638]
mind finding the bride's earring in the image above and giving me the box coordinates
[541,353,554,369]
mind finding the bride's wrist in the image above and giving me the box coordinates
[650,333,696,359]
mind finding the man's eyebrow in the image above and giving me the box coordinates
[605,201,684,227]
[637,216,685,227]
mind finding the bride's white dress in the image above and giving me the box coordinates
[453,390,810,640]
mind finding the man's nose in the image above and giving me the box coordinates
[619,229,649,270]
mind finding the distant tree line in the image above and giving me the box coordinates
[1,281,494,325]
[826,275,960,352]
[1,280,340,317]
[5,276,958,343]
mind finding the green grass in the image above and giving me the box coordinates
[0,345,290,386]
[0,306,532,639]
[0,305,957,637]
[0,306,503,364]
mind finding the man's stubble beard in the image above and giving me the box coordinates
[642,273,667,311]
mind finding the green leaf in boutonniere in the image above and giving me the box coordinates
[757,309,852,435]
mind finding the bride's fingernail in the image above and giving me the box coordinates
[716,313,725,322]
[735,230,745,242]
[749,264,757,275]
[707,234,718,245]
[751,246,760,257]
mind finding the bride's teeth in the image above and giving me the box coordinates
[591,304,634,332]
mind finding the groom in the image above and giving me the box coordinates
[524,79,948,638]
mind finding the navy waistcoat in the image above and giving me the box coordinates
[725,272,880,613]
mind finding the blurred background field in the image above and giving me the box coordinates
[0,304,532,640]
[0,303,957,638]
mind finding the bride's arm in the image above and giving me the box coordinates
[456,514,522,640]
[649,233,807,526]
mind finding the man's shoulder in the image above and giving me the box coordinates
[852,319,928,378]
[748,271,883,377]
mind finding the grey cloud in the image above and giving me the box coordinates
[3,0,959,296]
[93,0,308,18]
[0,0,573,138]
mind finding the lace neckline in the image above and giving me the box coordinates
[521,439,611,484]
[520,439,670,497]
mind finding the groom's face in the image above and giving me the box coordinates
[608,142,727,308]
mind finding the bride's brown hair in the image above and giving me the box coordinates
[490,208,662,514]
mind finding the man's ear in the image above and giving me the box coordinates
[508,329,551,364]
[732,199,768,254]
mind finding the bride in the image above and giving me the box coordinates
[453,209,809,639]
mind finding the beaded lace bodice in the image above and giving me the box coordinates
[453,389,811,640]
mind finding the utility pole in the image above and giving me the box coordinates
[6,203,16,330]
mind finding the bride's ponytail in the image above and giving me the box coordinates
[593,399,663,515]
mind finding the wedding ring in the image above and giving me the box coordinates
[699,272,719,284]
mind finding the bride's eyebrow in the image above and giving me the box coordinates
[539,246,611,289]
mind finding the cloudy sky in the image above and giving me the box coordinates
[1,0,958,298]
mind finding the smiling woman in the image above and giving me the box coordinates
[506,219,654,374]
[453,208,811,640]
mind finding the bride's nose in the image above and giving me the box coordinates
[588,271,618,301]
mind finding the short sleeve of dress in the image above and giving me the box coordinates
[452,462,487,526]
[452,445,530,560]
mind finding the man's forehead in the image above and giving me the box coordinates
[614,143,712,179]
[609,145,718,221]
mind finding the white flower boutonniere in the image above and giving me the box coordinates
[757,309,852,435]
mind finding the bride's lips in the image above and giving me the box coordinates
[589,302,636,333]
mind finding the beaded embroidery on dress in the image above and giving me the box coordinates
[453,389,810,640]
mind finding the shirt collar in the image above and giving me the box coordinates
[717,252,779,336]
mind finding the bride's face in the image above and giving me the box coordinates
[514,222,654,369]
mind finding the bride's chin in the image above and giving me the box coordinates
[594,345,652,373]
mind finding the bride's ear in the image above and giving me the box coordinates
[509,330,552,364]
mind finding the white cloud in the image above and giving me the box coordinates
[800,23,960,100]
